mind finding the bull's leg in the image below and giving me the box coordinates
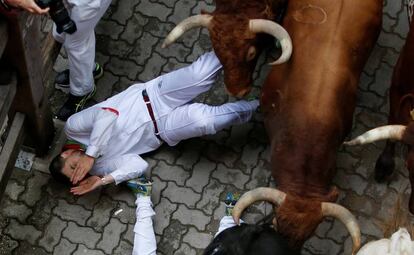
[374,140,396,182]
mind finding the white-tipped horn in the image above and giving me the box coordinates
[232,187,286,225]
[321,203,361,255]
[249,19,293,65]
[344,125,407,146]
[162,15,213,48]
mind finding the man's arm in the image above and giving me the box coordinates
[70,155,149,195]
[2,0,49,14]
[66,107,119,184]
[109,154,149,185]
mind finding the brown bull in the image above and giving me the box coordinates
[232,0,382,254]
[162,0,293,97]
[345,17,414,214]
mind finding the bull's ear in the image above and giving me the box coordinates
[398,94,414,123]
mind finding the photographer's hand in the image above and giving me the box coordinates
[5,0,49,14]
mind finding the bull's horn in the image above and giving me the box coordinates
[321,203,361,255]
[344,125,406,146]
[249,19,293,65]
[232,187,286,225]
[162,15,213,48]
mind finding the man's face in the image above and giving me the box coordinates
[60,149,83,179]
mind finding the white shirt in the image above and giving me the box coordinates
[65,78,162,184]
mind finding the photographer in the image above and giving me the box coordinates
[1,0,110,121]
[52,0,110,121]
[0,0,49,14]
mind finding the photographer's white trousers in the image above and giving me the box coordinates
[53,0,111,96]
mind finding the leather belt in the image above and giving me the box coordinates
[142,89,161,141]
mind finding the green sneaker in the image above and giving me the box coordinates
[126,176,153,197]
[224,192,240,216]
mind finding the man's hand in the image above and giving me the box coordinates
[5,0,49,14]
[70,176,102,196]
[71,154,95,185]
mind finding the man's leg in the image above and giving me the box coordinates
[149,51,222,111]
[127,177,157,255]
[55,0,111,120]
[160,99,259,146]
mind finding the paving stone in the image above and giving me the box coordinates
[0,234,18,255]
[53,200,92,225]
[176,140,206,170]
[38,217,67,252]
[113,201,136,225]
[123,224,135,245]
[20,171,50,207]
[174,242,197,255]
[121,13,148,45]
[11,241,48,255]
[154,197,178,235]
[4,180,25,201]
[138,52,168,81]
[225,123,253,152]
[97,218,127,254]
[113,240,133,255]
[186,158,216,193]
[172,205,210,231]
[196,179,225,215]
[152,145,181,165]
[152,175,168,206]
[303,235,341,255]
[107,56,142,80]
[104,185,135,207]
[0,198,32,222]
[136,1,172,21]
[334,171,368,196]
[212,164,250,190]
[94,72,119,102]
[182,227,212,249]
[245,160,272,190]
[4,219,42,245]
[53,238,77,255]
[161,182,201,207]
[86,195,117,232]
[158,219,187,252]
[95,19,124,40]
[240,142,264,170]
[203,143,238,168]
[111,0,137,25]
[62,222,101,249]
[152,161,190,186]
[73,244,105,255]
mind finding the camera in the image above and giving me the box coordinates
[36,0,77,34]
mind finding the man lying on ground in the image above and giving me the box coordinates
[48,51,259,255]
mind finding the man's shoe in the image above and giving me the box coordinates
[55,86,96,121]
[224,192,240,216]
[55,63,104,93]
[126,176,153,197]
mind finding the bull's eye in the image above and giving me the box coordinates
[246,46,257,62]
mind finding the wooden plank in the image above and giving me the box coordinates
[4,13,54,156]
[41,31,61,82]
[0,113,25,202]
[0,74,16,130]
[0,19,7,57]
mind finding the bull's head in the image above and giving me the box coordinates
[232,188,361,254]
[162,14,292,98]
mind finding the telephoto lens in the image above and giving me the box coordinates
[36,0,77,34]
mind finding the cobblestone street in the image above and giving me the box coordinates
[1,0,413,254]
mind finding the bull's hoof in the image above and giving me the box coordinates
[374,153,395,183]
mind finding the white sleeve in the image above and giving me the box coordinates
[109,154,149,185]
[65,107,119,158]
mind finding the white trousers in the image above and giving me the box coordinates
[53,0,112,96]
[215,216,244,237]
[147,52,259,146]
[133,196,156,255]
